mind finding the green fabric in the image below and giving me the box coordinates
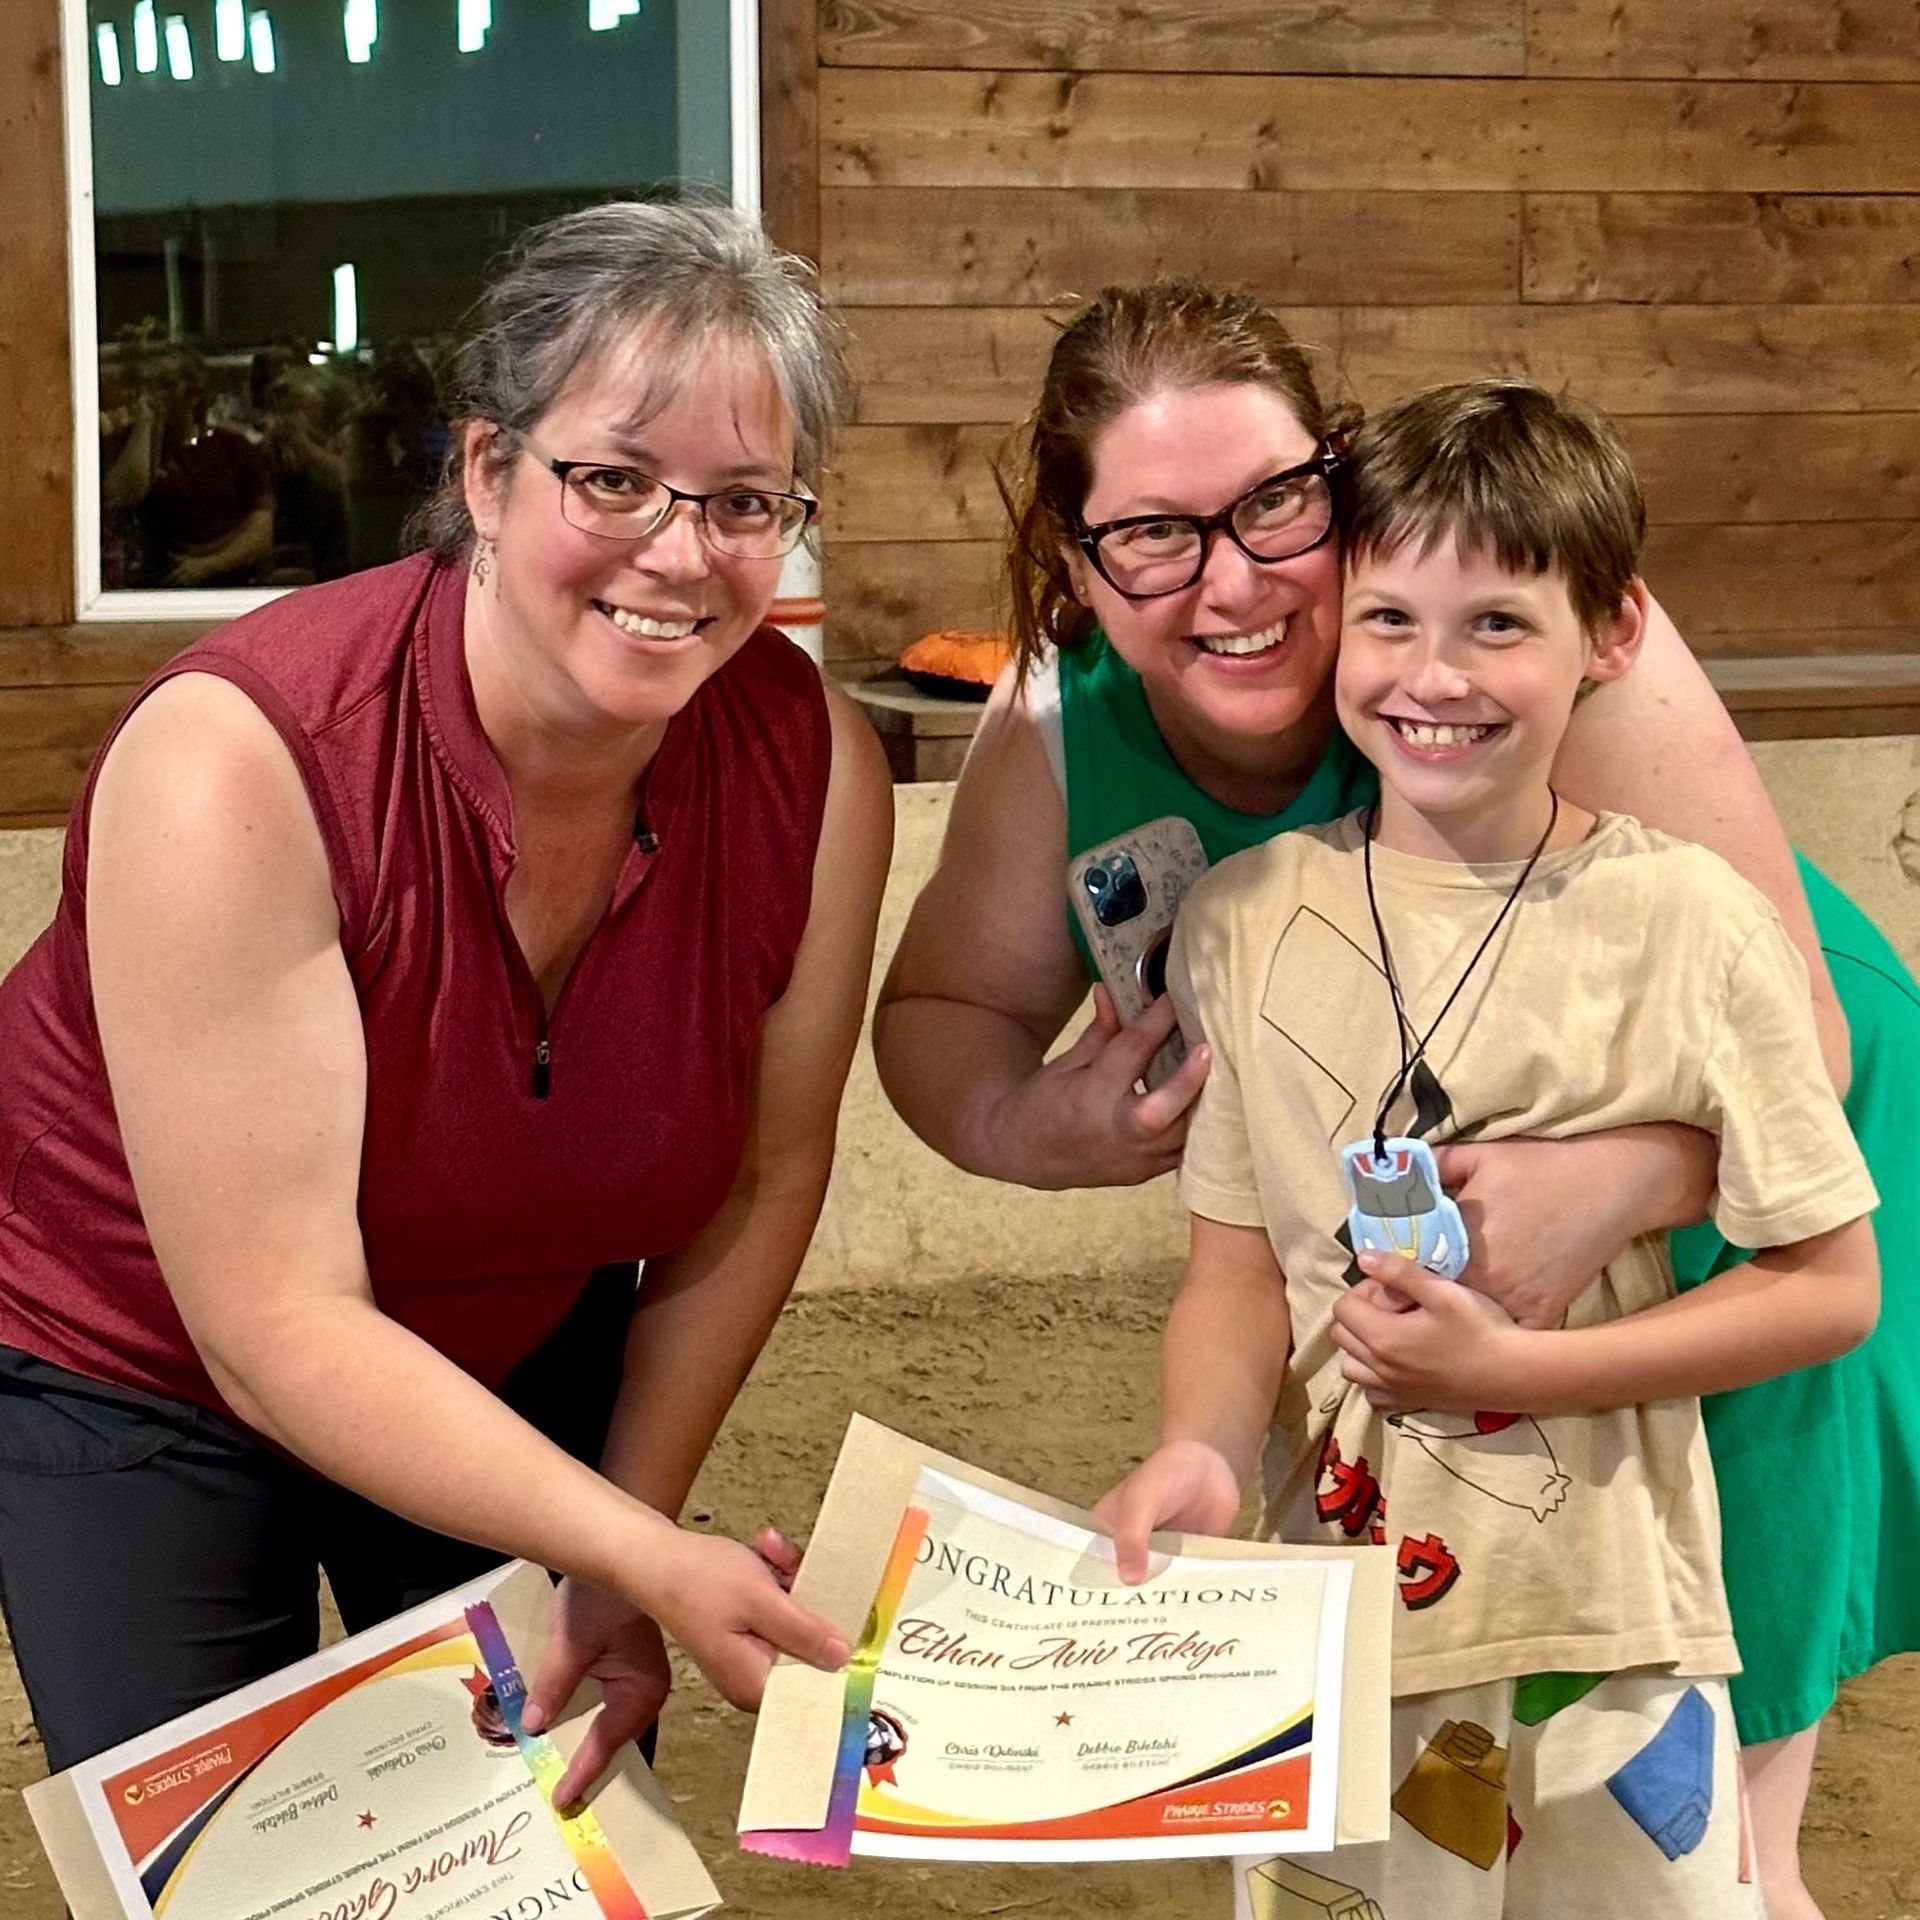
[1512,1671,1609,1727]
[1054,632,1920,1743]
[1670,859,1920,1742]
[1057,633,1376,969]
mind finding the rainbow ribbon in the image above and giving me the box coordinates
[739,1503,931,1868]
[465,1600,650,1919]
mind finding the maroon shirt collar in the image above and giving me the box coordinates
[415,556,516,857]
[412,554,693,901]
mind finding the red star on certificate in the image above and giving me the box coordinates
[357,1811,376,1829]
[1054,1711,1073,1726]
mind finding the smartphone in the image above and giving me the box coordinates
[1066,816,1210,1091]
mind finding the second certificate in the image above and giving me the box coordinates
[852,1469,1351,1861]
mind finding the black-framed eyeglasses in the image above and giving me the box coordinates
[515,432,817,559]
[1074,441,1343,599]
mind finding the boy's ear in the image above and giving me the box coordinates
[1583,577,1648,686]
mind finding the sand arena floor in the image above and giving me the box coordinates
[4,1267,1917,1918]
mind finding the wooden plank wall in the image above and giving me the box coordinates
[795,1,1920,690]
[0,0,210,827]
[2,3,1916,827]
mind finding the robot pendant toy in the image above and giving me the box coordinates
[1340,1135,1470,1280]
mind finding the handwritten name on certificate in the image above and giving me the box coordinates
[851,1470,1350,1860]
[28,1564,718,1920]
[86,1627,604,1920]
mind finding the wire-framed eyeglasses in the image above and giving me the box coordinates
[1074,441,1343,599]
[515,432,817,559]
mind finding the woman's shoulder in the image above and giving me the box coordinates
[672,630,840,872]
[694,625,836,768]
[807,677,895,920]
[953,658,1073,815]
[75,559,447,932]
[100,669,310,797]
[704,624,833,764]
[818,674,894,833]
[85,670,339,937]
[912,661,1071,939]
[207,550,439,657]
[176,552,444,739]
[1019,651,1067,798]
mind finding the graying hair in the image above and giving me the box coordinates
[411,198,851,555]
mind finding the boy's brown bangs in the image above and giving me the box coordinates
[1337,381,1645,634]
[1349,503,1563,590]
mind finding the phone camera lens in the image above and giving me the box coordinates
[1095,854,1148,927]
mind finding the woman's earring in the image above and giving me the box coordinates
[471,539,493,588]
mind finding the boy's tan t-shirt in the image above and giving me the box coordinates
[1170,810,1878,1697]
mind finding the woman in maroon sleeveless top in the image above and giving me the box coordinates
[0,203,891,1801]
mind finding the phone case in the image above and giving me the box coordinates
[1066,816,1210,1091]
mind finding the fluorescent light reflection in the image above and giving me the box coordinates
[457,0,491,52]
[248,9,276,72]
[332,265,360,353]
[588,0,642,29]
[133,0,159,72]
[164,15,194,79]
[215,0,246,61]
[343,0,377,64]
[95,22,123,85]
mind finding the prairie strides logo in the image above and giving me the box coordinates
[121,1745,234,1805]
[1162,1796,1291,1824]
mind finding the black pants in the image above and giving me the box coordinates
[0,1265,638,1775]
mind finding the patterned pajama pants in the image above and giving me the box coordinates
[1232,1669,1763,1920]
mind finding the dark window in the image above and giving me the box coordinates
[81,0,737,599]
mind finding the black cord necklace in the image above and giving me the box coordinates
[1361,790,1560,1158]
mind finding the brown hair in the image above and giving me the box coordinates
[1001,280,1352,679]
[1339,380,1645,635]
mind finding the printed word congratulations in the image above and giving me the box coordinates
[915,1535,1290,1612]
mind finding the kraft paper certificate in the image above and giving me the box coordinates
[740,1417,1392,1866]
[26,1562,719,1920]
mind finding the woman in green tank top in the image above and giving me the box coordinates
[875,280,1920,1920]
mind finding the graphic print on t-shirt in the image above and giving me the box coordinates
[1272,893,1572,1628]
[1387,1410,1572,1522]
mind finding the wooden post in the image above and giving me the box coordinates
[759,0,819,263]
[0,0,76,626]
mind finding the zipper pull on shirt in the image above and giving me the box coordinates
[532,1037,552,1100]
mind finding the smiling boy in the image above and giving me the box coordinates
[1097,381,1880,1918]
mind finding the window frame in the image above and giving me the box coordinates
[59,0,763,625]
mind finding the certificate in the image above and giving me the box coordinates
[739,1417,1392,1866]
[27,1562,719,1920]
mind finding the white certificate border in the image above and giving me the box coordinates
[855,1470,1354,1861]
[71,1564,515,1919]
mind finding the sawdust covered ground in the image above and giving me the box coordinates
[4,1268,1917,1916]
